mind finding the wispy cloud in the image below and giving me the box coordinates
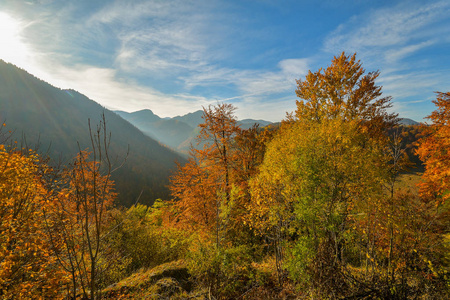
[384,40,436,63]
[115,26,207,75]
[88,1,216,75]
[87,0,311,100]
[234,94,296,122]
[1,0,307,122]
[182,58,309,96]
[379,71,447,100]
[377,70,447,121]
[321,0,450,121]
[324,1,450,63]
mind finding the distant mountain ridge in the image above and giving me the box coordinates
[0,60,185,207]
[399,118,420,126]
[172,110,204,128]
[115,109,273,153]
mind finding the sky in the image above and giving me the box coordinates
[0,0,449,122]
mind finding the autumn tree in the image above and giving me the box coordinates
[247,54,449,298]
[417,92,450,204]
[169,154,220,233]
[169,103,271,297]
[46,116,118,300]
[295,52,397,137]
[0,145,67,299]
[232,124,272,210]
[400,91,450,296]
[198,103,240,203]
[168,104,241,293]
[248,53,404,296]
[170,103,240,237]
[250,117,386,295]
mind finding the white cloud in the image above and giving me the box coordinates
[321,0,450,122]
[12,0,449,123]
[234,95,296,122]
[182,58,309,97]
[88,0,215,75]
[278,58,309,77]
[237,58,309,96]
[378,71,445,100]
[384,40,435,63]
[88,1,194,26]
[324,1,450,62]
[87,0,311,104]
[237,71,293,95]
[0,1,306,122]
[115,25,207,75]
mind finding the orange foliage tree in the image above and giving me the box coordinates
[169,104,241,238]
[0,116,125,299]
[170,104,271,237]
[46,118,117,300]
[0,145,68,299]
[169,103,271,296]
[169,154,220,234]
[417,92,450,205]
[295,52,397,137]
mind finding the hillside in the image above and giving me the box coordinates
[0,60,185,206]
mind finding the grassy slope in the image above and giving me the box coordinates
[102,260,202,299]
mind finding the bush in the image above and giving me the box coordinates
[102,201,190,285]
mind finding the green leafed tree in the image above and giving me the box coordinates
[249,117,385,295]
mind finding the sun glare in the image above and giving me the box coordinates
[0,12,30,67]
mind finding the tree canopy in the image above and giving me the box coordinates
[417,92,450,205]
[295,52,398,137]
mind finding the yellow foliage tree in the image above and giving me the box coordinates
[249,118,385,291]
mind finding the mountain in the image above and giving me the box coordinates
[118,109,162,125]
[239,119,273,129]
[172,110,204,128]
[0,60,186,207]
[399,118,420,126]
[116,109,273,153]
[115,110,197,153]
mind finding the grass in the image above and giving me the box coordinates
[395,172,422,194]
[101,260,198,299]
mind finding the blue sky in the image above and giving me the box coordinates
[0,0,449,122]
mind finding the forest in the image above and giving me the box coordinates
[1,53,450,299]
